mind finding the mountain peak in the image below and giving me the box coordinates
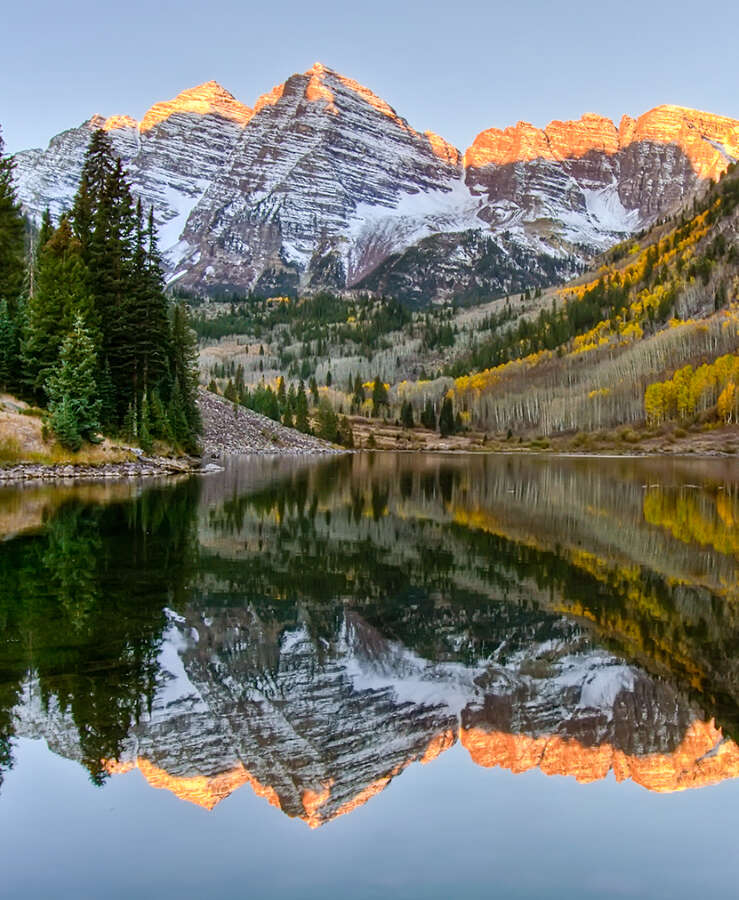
[139,81,252,132]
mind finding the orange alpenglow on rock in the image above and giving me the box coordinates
[334,68,412,133]
[300,728,457,828]
[304,64,339,114]
[420,728,456,763]
[103,757,281,811]
[459,719,739,792]
[252,81,286,116]
[425,132,461,166]
[101,114,138,132]
[464,105,739,180]
[139,81,254,133]
[301,781,334,828]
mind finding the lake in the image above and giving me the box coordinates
[1,452,738,899]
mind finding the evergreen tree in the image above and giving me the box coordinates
[372,376,388,416]
[401,400,414,429]
[315,397,338,442]
[22,216,94,398]
[276,375,286,408]
[223,378,237,402]
[338,415,354,447]
[0,128,26,309]
[263,386,280,421]
[29,208,54,299]
[438,396,456,437]
[97,358,116,430]
[295,380,310,433]
[138,208,172,394]
[421,399,436,430]
[138,392,153,453]
[235,363,245,401]
[352,374,365,410]
[45,316,101,449]
[100,159,137,407]
[0,299,15,390]
[71,129,116,256]
[169,302,202,452]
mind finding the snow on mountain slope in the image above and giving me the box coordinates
[11,68,739,303]
[12,82,252,263]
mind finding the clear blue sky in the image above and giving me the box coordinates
[4,0,738,155]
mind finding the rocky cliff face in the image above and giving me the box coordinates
[12,68,739,302]
[12,81,252,254]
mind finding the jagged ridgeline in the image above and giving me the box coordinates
[0,127,201,453]
[11,67,739,301]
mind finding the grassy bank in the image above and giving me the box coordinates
[0,395,173,468]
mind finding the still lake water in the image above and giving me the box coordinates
[1,452,738,899]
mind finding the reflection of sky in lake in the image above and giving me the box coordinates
[6,737,739,900]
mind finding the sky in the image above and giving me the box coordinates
[3,0,739,155]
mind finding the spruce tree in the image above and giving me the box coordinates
[421,399,436,430]
[276,375,286,408]
[71,129,116,255]
[315,397,338,442]
[169,302,202,452]
[45,316,101,449]
[438,396,455,437]
[23,216,94,398]
[372,376,388,416]
[138,208,171,395]
[295,380,310,433]
[0,299,15,390]
[0,128,26,309]
[101,159,137,408]
[401,400,414,429]
[338,415,354,447]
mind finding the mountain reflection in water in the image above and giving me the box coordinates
[1,453,738,826]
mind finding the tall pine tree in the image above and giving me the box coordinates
[22,215,94,398]
[0,128,26,309]
[45,315,101,450]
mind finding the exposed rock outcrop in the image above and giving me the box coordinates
[12,69,739,303]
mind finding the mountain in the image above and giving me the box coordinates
[14,603,739,823]
[11,65,739,302]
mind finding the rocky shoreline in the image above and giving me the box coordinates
[0,455,199,484]
[0,390,345,484]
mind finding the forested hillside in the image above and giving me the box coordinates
[0,127,201,455]
[202,162,738,444]
[443,164,739,435]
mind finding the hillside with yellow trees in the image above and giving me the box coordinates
[440,163,739,436]
[197,159,738,449]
